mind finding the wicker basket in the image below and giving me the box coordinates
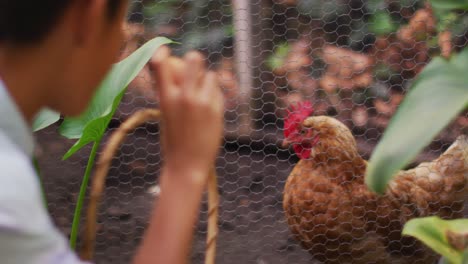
[80,109,219,264]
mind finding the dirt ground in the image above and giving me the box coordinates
[36,122,315,264]
[35,106,465,264]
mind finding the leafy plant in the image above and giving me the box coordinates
[429,0,468,10]
[403,217,468,264]
[266,42,290,71]
[366,0,386,12]
[60,37,170,159]
[32,108,60,132]
[364,3,468,263]
[368,11,398,36]
[365,48,468,194]
[33,36,171,249]
[434,10,459,32]
[297,0,349,22]
[138,0,232,55]
[429,0,468,37]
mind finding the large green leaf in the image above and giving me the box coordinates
[32,108,60,132]
[463,251,468,264]
[429,0,468,10]
[59,37,171,160]
[365,49,468,194]
[403,217,468,264]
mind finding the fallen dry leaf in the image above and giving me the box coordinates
[319,45,373,92]
[397,7,436,44]
[373,6,435,78]
[352,107,368,127]
[370,92,405,129]
[439,31,452,59]
[271,39,318,100]
[374,99,394,116]
[322,45,373,77]
[273,39,312,76]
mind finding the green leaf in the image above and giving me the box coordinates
[430,0,468,10]
[463,250,468,264]
[266,42,290,70]
[403,216,468,264]
[369,11,398,35]
[32,108,60,132]
[434,10,459,32]
[441,257,452,264]
[365,49,468,194]
[59,37,172,160]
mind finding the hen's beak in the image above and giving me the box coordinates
[282,136,300,148]
[283,133,319,148]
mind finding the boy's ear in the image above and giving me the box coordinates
[72,0,107,46]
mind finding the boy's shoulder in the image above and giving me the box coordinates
[0,129,34,170]
[0,132,87,264]
[0,130,39,200]
[0,129,52,231]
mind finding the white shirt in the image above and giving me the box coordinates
[0,80,87,264]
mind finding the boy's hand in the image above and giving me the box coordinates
[150,46,223,185]
[135,47,223,264]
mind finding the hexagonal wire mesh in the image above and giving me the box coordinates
[35,0,467,263]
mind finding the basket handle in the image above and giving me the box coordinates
[80,109,219,264]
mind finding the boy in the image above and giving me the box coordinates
[0,1,224,264]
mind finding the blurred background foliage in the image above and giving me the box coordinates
[128,0,233,56]
[121,0,467,158]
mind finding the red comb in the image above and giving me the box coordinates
[284,101,314,138]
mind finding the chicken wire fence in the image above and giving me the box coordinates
[35,0,467,263]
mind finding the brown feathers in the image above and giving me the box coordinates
[283,116,467,263]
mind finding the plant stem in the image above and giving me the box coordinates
[33,157,48,209]
[70,140,101,249]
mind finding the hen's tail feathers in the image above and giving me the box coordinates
[443,135,467,158]
[435,135,468,181]
[396,135,468,217]
[439,134,467,165]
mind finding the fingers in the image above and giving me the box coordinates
[182,51,222,111]
[167,57,185,87]
[150,46,173,98]
[151,48,222,114]
[202,71,223,111]
[183,51,205,95]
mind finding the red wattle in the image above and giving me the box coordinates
[294,145,311,159]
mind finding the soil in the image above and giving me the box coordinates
[36,123,314,264]
[35,104,466,264]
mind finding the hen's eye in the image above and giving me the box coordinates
[300,128,307,135]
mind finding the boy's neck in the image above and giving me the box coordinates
[0,44,59,123]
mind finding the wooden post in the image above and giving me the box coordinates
[232,0,254,135]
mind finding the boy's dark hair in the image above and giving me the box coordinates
[0,0,123,44]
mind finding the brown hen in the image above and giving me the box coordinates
[282,102,467,264]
